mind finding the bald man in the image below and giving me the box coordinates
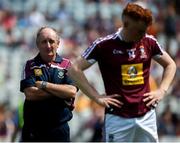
[20,27,77,142]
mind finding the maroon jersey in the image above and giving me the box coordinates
[82,29,163,118]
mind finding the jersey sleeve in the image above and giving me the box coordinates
[81,38,101,64]
[20,61,36,92]
[148,35,164,59]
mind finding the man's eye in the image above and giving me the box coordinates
[42,40,47,44]
[49,40,55,44]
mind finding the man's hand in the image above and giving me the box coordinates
[36,81,47,89]
[35,81,42,88]
[96,94,123,108]
[143,88,166,108]
[24,86,50,100]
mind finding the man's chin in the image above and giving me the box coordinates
[47,53,54,58]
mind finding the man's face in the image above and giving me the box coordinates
[37,28,59,63]
[123,16,148,42]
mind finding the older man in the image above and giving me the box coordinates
[20,27,77,142]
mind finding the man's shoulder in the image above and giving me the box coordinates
[24,57,36,68]
[61,58,71,69]
[51,57,71,70]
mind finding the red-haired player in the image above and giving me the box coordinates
[68,3,176,142]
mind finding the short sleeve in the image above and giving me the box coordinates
[20,76,36,92]
[64,74,79,92]
[81,38,101,64]
[148,35,164,59]
[20,61,36,92]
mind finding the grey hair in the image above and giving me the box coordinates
[36,26,60,45]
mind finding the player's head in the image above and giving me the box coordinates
[122,3,153,41]
[36,26,60,63]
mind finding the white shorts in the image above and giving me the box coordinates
[104,109,158,142]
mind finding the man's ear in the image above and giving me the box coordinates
[57,39,60,46]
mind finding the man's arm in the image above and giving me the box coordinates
[24,87,51,101]
[143,51,176,107]
[35,81,77,99]
[68,57,122,108]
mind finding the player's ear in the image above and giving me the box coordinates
[122,15,129,28]
[124,21,128,28]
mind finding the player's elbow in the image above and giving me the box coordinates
[169,60,176,73]
[172,61,177,75]
[68,65,81,77]
[172,60,177,70]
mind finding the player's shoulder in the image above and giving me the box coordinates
[93,31,119,46]
[144,34,158,42]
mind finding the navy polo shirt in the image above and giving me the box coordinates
[20,53,76,130]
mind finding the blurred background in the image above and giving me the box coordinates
[0,0,179,142]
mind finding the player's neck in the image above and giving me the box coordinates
[120,28,133,42]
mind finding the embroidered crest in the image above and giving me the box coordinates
[127,48,136,60]
[58,70,64,79]
[34,69,42,76]
[139,45,147,59]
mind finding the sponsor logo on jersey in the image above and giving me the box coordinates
[121,63,144,85]
[34,69,43,76]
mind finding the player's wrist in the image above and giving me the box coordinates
[92,95,101,105]
[159,88,167,95]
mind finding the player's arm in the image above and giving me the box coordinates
[24,86,51,101]
[35,81,77,99]
[154,51,176,93]
[143,51,176,107]
[68,56,122,108]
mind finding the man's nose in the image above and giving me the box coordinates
[46,42,51,47]
[47,42,51,47]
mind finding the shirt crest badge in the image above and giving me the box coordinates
[139,45,147,59]
[127,48,136,60]
[34,69,42,76]
[58,70,64,79]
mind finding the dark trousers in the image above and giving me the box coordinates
[20,123,70,142]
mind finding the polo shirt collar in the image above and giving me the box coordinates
[54,54,62,63]
[35,53,63,64]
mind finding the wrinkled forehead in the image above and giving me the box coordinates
[38,28,58,39]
